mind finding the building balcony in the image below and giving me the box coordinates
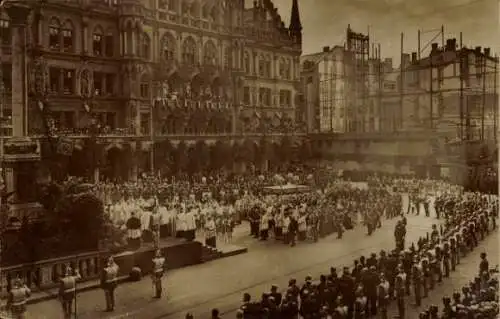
[28,127,136,138]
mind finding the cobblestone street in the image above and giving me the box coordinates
[26,214,440,319]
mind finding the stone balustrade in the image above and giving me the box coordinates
[0,251,102,298]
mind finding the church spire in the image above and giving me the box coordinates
[289,0,302,44]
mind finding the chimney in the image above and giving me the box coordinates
[323,46,330,53]
[475,46,482,54]
[451,38,457,51]
[402,53,410,67]
[431,43,439,52]
[411,52,417,63]
[484,48,491,57]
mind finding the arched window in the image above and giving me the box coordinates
[202,5,209,19]
[140,74,150,99]
[92,26,103,56]
[258,55,266,77]
[161,33,176,61]
[223,46,231,69]
[243,52,250,74]
[49,18,61,50]
[233,43,240,69]
[182,37,197,64]
[189,2,199,17]
[181,0,190,15]
[210,6,218,22]
[62,20,74,52]
[203,40,217,66]
[279,58,291,80]
[105,29,114,57]
[141,33,151,60]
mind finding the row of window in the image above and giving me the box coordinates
[242,87,292,107]
[157,35,234,68]
[243,54,292,80]
[159,0,225,21]
[48,68,116,96]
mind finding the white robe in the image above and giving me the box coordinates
[185,211,197,231]
[260,214,269,231]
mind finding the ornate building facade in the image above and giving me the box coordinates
[0,0,305,184]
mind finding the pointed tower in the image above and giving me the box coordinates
[289,0,302,45]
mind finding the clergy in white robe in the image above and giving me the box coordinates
[184,209,197,241]
[259,212,269,240]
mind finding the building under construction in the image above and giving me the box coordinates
[306,26,498,192]
[301,25,382,134]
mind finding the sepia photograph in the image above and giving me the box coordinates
[0,0,498,318]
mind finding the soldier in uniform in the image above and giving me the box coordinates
[449,236,457,271]
[152,249,166,298]
[421,254,430,298]
[377,273,390,319]
[412,260,422,307]
[434,244,443,283]
[455,233,462,262]
[336,212,344,239]
[150,206,162,247]
[309,210,320,242]
[7,278,31,319]
[353,286,367,319]
[428,251,436,290]
[59,266,81,319]
[101,256,119,312]
[395,272,406,319]
[442,241,451,278]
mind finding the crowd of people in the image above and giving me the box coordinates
[93,170,411,250]
[419,259,498,319]
[186,188,498,319]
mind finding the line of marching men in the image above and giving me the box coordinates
[247,188,402,247]
[227,196,497,318]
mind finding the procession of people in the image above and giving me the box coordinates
[228,189,498,319]
[4,168,498,319]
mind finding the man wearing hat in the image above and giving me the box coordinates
[412,259,422,307]
[300,275,314,299]
[269,284,282,306]
[395,271,406,319]
[101,256,119,312]
[378,273,390,319]
[7,278,31,319]
[479,252,489,275]
[59,266,81,319]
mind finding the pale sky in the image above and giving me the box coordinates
[257,0,499,64]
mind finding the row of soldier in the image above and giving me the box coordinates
[215,190,498,319]
[246,185,404,246]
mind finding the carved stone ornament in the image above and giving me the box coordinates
[29,57,49,95]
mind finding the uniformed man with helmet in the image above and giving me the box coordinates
[442,240,451,278]
[59,265,81,319]
[101,256,119,312]
[377,273,390,319]
[449,235,457,271]
[7,278,30,319]
[412,258,422,306]
[395,270,406,319]
[420,254,430,298]
[152,249,166,298]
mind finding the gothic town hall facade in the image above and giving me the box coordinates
[1,0,306,182]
